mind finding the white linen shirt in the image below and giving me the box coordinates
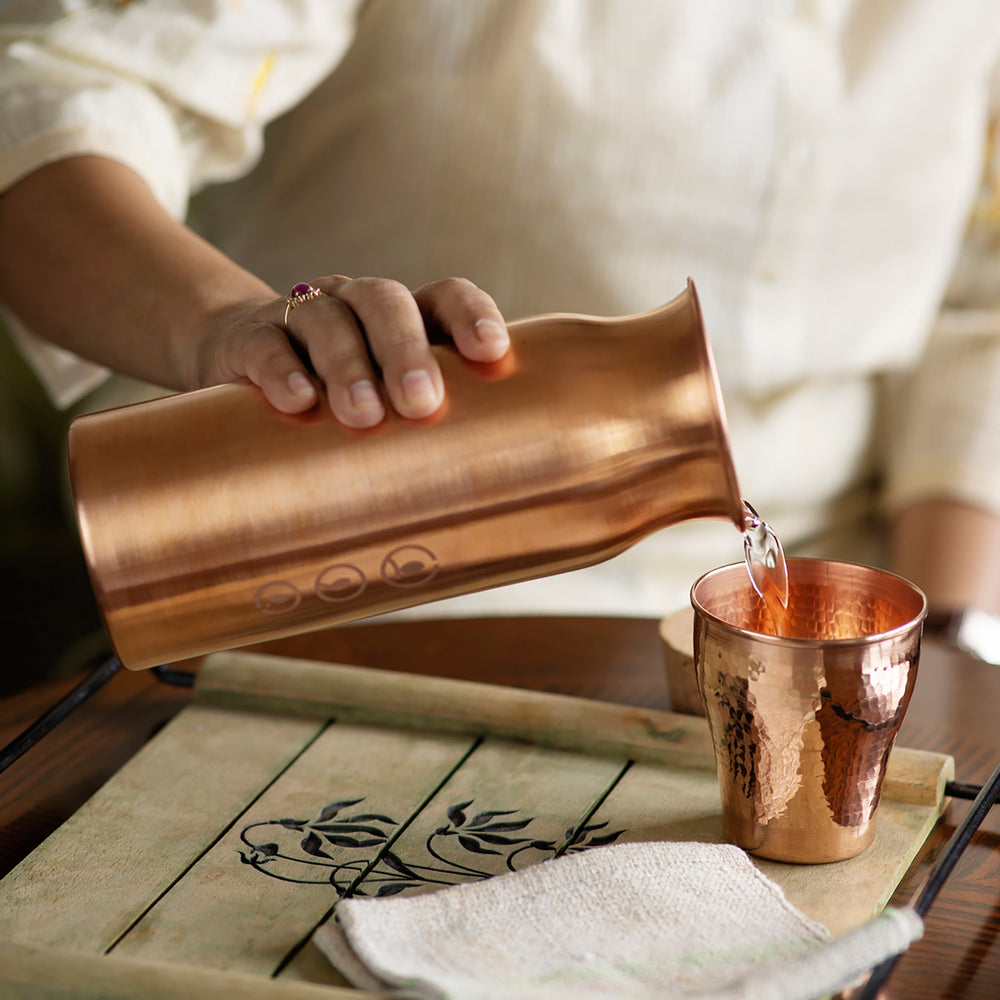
[2,0,1000,616]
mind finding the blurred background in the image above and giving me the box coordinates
[0,325,105,698]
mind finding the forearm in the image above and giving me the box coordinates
[0,154,509,418]
[891,498,1000,616]
[0,155,276,391]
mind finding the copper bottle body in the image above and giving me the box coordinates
[69,280,743,668]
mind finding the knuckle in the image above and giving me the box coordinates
[415,276,479,303]
[379,337,430,367]
[240,320,281,350]
[241,334,293,382]
[309,295,352,323]
[304,329,374,382]
[285,295,352,343]
[437,276,479,296]
[349,276,411,307]
[321,342,368,376]
[415,277,497,321]
[248,325,292,361]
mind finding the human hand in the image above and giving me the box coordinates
[199,275,510,424]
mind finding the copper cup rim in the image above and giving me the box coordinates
[690,556,928,648]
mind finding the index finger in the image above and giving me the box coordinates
[413,278,510,362]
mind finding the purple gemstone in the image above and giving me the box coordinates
[290,282,312,297]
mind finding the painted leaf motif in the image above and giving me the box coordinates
[312,823,390,838]
[381,851,423,880]
[470,819,532,833]
[317,799,365,822]
[300,831,332,858]
[569,821,611,845]
[458,835,500,855]
[585,830,625,847]
[468,809,518,826]
[471,833,530,846]
[376,883,420,897]
[322,835,385,848]
[447,800,474,826]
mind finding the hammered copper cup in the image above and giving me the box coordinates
[691,558,926,863]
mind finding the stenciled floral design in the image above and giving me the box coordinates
[238,796,626,897]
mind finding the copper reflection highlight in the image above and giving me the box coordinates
[70,281,744,669]
[691,559,926,863]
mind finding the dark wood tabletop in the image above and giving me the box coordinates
[1,616,998,999]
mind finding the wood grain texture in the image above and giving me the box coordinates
[196,650,950,798]
[575,755,950,937]
[197,650,718,769]
[0,705,324,952]
[0,648,950,996]
[257,621,1000,1000]
[0,666,192,880]
[349,736,627,898]
[0,940,366,1000]
[1,617,997,999]
[113,722,474,974]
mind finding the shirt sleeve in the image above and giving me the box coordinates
[0,0,360,407]
[882,59,1000,521]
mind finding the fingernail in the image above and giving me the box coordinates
[349,379,382,411]
[402,368,440,408]
[474,318,509,346]
[288,371,316,398]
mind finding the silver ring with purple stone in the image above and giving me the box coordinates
[283,282,326,326]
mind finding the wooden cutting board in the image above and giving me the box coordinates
[0,651,953,999]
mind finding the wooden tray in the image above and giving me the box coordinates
[0,651,953,999]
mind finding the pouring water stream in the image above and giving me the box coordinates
[742,500,789,635]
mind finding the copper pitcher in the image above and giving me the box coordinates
[69,280,744,669]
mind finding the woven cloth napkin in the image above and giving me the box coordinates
[312,840,922,1000]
